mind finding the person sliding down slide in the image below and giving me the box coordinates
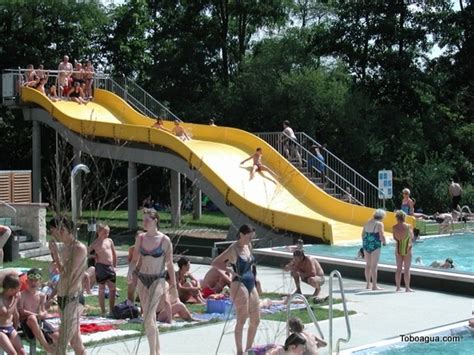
[240,148,278,182]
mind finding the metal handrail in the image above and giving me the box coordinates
[255,132,365,204]
[114,76,180,121]
[0,200,17,226]
[297,132,387,208]
[286,293,325,340]
[2,68,180,123]
[211,239,263,258]
[328,270,351,355]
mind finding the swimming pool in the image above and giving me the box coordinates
[302,233,474,274]
[345,321,473,355]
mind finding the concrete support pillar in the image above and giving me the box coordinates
[73,148,82,216]
[128,162,138,230]
[170,170,181,227]
[32,121,41,202]
[192,186,202,220]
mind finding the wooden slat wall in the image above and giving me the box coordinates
[0,172,12,202]
[12,172,32,203]
[0,171,31,203]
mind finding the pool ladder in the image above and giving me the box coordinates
[286,270,351,355]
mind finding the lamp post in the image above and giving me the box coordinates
[71,164,90,237]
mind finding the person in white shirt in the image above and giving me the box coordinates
[281,120,302,165]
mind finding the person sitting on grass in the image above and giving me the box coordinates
[156,272,198,323]
[18,268,58,353]
[0,274,26,355]
[200,263,232,299]
[288,316,327,354]
[82,266,96,295]
[284,250,326,302]
[88,223,117,317]
[240,148,278,182]
[176,257,206,304]
[0,224,12,265]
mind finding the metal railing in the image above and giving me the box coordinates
[256,131,389,208]
[0,200,17,226]
[286,293,325,340]
[328,270,351,355]
[2,68,179,122]
[297,132,387,208]
[256,132,365,205]
[211,239,264,258]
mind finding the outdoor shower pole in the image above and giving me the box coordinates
[71,164,90,237]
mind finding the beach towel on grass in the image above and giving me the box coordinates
[260,303,306,315]
[81,329,140,344]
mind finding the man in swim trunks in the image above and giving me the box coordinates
[201,265,232,298]
[18,268,58,353]
[448,179,462,211]
[284,250,325,299]
[240,148,278,181]
[57,55,73,96]
[48,215,87,355]
[0,224,12,265]
[88,223,117,316]
[0,274,25,355]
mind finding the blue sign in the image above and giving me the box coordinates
[378,170,393,199]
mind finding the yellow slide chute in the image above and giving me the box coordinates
[21,87,414,244]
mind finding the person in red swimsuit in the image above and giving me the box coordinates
[240,148,278,181]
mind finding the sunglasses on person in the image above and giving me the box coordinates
[27,274,42,281]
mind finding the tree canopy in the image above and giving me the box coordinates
[0,0,472,212]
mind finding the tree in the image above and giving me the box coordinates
[103,0,152,78]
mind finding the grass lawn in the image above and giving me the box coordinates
[5,261,354,350]
[75,210,232,231]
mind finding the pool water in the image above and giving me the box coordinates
[352,326,473,355]
[303,233,474,274]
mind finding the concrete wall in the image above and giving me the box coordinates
[0,203,48,244]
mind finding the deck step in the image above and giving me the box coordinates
[18,235,32,243]
[19,247,51,259]
[19,241,42,251]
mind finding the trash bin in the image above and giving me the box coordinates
[3,233,20,262]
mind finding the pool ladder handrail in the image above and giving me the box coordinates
[286,293,325,340]
[329,270,352,355]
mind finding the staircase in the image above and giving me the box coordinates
[0,217,50,259]
[255,132,387,208]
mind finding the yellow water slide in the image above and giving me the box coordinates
[21,87,414,244]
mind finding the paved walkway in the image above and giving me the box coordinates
[74,264,472,354]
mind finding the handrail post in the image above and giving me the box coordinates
[286,293,324,340]
[328,270,351,355]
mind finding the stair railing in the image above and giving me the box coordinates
[297,132,387,208]
[256,132,365,205]
[0,200,17,226]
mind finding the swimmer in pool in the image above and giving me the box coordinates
[430,258,454,269]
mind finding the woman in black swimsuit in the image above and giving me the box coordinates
[128,209,176,355]
[212,224,260,355]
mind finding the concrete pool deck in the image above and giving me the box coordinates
[73,264,472,354]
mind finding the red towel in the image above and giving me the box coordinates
[80,323,116,334]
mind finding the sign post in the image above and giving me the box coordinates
[378,169,393,209]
